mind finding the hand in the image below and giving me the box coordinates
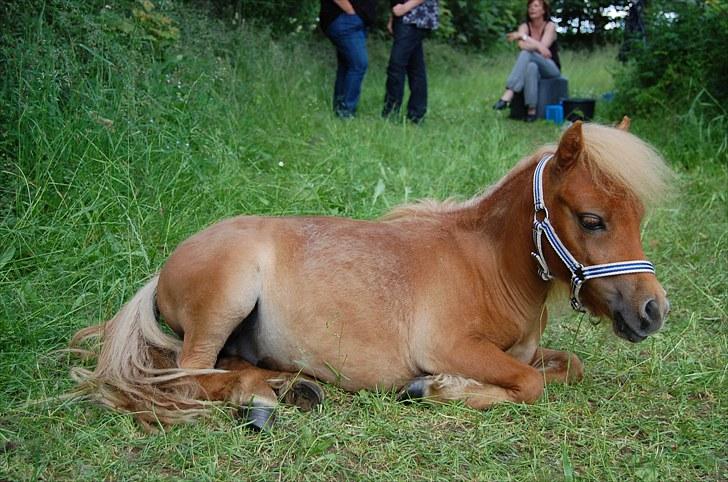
[387,15,393,34]
[392,3,408,16]
[539,46,552,58]
[506,31,521,42]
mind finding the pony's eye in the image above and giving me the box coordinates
[579,213,605,231]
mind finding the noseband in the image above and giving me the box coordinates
[531,154,656,312]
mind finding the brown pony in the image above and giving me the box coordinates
[69,120,672,430]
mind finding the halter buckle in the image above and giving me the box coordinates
[531,219,553,281]
[569,274,586,312]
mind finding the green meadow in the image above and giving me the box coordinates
[1,2,726,480]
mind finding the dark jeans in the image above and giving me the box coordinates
[383,19,427,123]
[326,13,368,118]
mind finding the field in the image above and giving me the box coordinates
[1,2,726,480]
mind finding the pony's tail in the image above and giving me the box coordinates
[69,275,224,429]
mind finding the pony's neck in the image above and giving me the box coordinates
[471,157,551,318]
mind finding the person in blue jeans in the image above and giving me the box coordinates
[382,0,439,123]
[319,0,377,118]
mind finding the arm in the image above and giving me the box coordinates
[539,22,557,49]
[392,0,425,17]
[517,23,556,58]
[506,24,528,42]
[333,0,356,15]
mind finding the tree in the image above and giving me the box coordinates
[618,0,646,61]
[552,0,631,47]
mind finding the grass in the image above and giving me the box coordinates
[1,1,726,480]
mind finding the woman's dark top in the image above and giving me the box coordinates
[319,0,377,33]
[528,21,560,70]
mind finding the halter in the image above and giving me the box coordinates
[531,153,656,312]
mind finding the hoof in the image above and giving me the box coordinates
[282,379,324,411]
[397,377,428,403]
[239,404,276,432]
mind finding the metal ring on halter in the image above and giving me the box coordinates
[533,206,549,225]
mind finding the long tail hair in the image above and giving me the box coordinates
[69,275,224,429]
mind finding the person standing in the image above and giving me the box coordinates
[320,0,377,118]
[492,0,560,122]
[382,0,439,124]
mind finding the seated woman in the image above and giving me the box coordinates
[493,0,560,122]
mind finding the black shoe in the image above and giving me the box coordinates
[525,112,537,122]
[407,115,424,125]
[492,99,509,110]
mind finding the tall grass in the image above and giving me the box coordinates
[1,2,726,480]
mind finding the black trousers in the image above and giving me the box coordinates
[383,19,427,122]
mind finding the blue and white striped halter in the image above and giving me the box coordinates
[530,154,656,312]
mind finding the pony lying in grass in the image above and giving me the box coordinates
[69,119,672,430]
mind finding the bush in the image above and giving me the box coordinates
[443,0,520,49]
[610,0,728,118]
[552,0,630,48]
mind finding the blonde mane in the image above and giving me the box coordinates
[580,123,673,207]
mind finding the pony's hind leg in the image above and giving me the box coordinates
[216,357,325,412]
[177,338,323,430]
[167,308,285,429]
[189,357,324,430]
[157,251,286,428]
[189,369,278,430]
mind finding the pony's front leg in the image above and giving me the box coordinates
[403,339,544,409]
[530,348,584,384]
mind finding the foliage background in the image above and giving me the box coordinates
[610,0,728,114]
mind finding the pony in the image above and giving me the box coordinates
[69,120,672,430]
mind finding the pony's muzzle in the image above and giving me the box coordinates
[612,289,669,343]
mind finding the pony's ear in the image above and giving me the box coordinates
[555,121,583,171]
[616,116,631,131]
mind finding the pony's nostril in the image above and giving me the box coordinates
[643,299,660,324]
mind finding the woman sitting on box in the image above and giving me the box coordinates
[492,0,560,122]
